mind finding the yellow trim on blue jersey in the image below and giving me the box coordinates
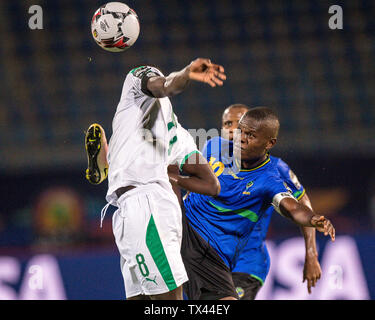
[295,188,306,201]
[240,157,271,172]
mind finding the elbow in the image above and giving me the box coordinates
[207,178,221,197]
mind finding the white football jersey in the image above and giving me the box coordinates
[169,119,201,170]
[106,66,198,205]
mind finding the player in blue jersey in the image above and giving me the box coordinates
[181,107,335,300]
[221,104,321,299]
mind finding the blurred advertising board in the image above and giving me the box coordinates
[0,235,373,300]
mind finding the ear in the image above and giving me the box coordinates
[265,138,277,151]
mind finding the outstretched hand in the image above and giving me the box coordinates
[187,58,226,87]
[310,215,335,241]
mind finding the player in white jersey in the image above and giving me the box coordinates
[85,58,226,300]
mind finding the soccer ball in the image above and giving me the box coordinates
[91,2,140,52]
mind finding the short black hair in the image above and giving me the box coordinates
[244,106,278,121]
[243,107,280,137]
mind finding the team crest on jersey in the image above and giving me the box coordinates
[243,181,254,195]
[246,181,254,189]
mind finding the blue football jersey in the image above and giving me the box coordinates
[231,156,305,284]
[183,136,294,271]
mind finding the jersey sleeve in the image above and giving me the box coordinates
[129,65,164,97]
[168,122,201,171]
[263,175,296,217]
[276,159,305,201]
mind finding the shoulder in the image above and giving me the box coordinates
[208,136,223,144]
[203,136,220,151]
[270,155,288,169]
[270,156,291,175]
[203,136,232,156]
[125,65,164,97]
[256,171,293,200]
[270,157,303,189]
[260,165,286,186]
[207,136,231,148]
[261,170,283,184]
[128,65,164,79]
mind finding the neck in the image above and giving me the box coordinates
[241,153,268,169]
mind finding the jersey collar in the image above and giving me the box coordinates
[238,153,271,172]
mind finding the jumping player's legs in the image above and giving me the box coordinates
[113,184,188,299]
[181,212,238,300]
[85,124,187,299]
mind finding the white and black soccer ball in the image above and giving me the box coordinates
[91,2,140,52]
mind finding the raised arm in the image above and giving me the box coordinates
[168,152,220,197]
[146,58,226,98]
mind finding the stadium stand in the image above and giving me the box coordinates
[0,0,373,172]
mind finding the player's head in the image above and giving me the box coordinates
[234,107,280,161]
[221,104,249,140]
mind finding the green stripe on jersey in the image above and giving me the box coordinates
[293,189,305,200]
[179,150,201,171]
[145,214,177,291]
[250,274,264,286]
[130,66,145,74]
[236,209,259,222]
[208,201,259,222]
[168,135,178,156]
[167,121,175,131]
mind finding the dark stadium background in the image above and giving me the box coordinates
[0,0,374,299]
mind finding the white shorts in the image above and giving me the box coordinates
[112,184,188,298]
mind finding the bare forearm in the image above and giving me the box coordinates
[279,196,335,241]
[169,173,220,196]
[301,226,318,257]
[163,68,191,96]
[280,199,315,227]
[148,67,190,98]
[299,194,318,257]
[169,153,220,196]
[147,57,226,97]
